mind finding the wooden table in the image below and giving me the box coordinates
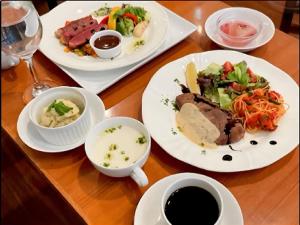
[2,1,299,225]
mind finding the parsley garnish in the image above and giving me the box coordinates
[103,162,110,167]
[105,127,117,133]
[47,100,73,116]
[136,135,147,144]
[109,144,118,151]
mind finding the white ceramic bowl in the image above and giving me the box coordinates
[85,117,151,187]
[89,30,122,59]
[29,86,91,146]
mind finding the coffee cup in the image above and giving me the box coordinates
[159,177,224,225]
[85,117,151,187]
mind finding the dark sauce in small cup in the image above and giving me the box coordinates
[164,186,219,225]
[94,35,120,49]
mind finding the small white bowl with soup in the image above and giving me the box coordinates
[29,86,91,146]
[85,117,151,187]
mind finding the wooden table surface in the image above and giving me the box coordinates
[1,1,299,225]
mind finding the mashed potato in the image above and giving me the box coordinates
[39,99,81,128]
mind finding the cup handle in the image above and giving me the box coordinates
[130,167,148,187]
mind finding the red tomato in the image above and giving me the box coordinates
[231,82,246,92]
[247,68,257,83]
[100,15,109,26]
[123,13,138,25]
[268,90,281,101]
[223,61,234,73]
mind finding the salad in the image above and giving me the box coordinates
[55,3,150,57]
[92,4,150,37]
[187,61,269,109]
[184,61,286,132]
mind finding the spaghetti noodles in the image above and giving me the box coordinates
[232,88,286,132]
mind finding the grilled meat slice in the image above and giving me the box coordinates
[175,93,245,145]
[68,23,107,49]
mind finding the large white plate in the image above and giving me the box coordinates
[205,7,275,52]
[39,1,168,71]
[142,50,299,172]
[53,7,197,94]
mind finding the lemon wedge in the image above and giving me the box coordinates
[185,62,200,94]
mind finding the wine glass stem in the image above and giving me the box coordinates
[24,56,39,84]
[23,56,50,97]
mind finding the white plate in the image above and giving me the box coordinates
[134,172,243,225]
[205,7,275,52]
[17,88,105,153]
[54,6,197,94]
[142,50,299,172]
[39,1,168,71]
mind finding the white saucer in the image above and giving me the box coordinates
[205,7,275,52]
[17,88,105,153]
[134,173,243,225]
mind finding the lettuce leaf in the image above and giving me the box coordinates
[201,63,222,76]
[218,88,232,109]
[227,61,249,86]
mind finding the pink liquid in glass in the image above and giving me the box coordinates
[219,20,257,46]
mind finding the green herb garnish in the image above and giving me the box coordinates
[161,97,169,106]
[136,135,147,144]
[105,153,112,160]
[174,78,180,84]
[124,156,129,161]
[134,39,145,48]
[171,128,177,135]
[109,144,118,151]
[103,162,110,167]
[120,150,125,155]
[47,100,73,116]
[105,127,117,133]
[171,100,179,112]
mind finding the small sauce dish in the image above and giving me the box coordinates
[216,10,262,46]
[89,30,122,59]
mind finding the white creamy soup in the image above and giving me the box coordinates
[91,125,148,168]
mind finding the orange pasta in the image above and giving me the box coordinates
[232,88,286,132]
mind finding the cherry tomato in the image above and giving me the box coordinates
[223,61,234,73]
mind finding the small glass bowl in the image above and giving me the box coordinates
[216,10,262,47]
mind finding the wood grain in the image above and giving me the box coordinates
[1,1,299,225]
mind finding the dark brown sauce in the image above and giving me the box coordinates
[164,186,219,225]
[250,140,258,145]
[269,140,277,145]
[228,145,241,152]
[94,35,120,49]
[222,154,232,161]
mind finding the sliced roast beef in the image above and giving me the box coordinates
[55,15,94,39]
[229,123,245,143]
[176,93,195,109]
[68,24,107,49]
[175,93,245,145]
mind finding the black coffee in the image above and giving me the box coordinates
[164,186,219,225]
